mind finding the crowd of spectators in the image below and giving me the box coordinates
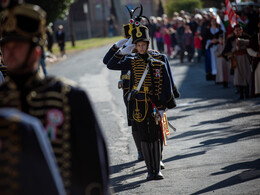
[145,4,260,99]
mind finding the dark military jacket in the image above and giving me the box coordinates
[147,50,177,94]
[0,108,65,195]
[107,51,175,123]
[0,72,110,195]
[103,45,177,98]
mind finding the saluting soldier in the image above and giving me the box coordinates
[0,108,65,195]
[103,6,144,161]
[106,20,177,180]
[0,2,110,194]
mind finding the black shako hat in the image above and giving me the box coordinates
[131,25,150,44]
[131,4,150,44]
[0,3,46,46]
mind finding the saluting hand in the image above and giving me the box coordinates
[115,38,128,48]
[119,44,136,55]
[119,38,135,55]
[124,37,133,47]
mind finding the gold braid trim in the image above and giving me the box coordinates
[0,121,21,194]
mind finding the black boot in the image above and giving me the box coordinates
[160,138,165,169]
[132,127,144,161]
[153,140,164,180]
[141,142,154,181]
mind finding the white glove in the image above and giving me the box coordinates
[119,44,136,55]
[115,38,128,48]
[124,37,133,47]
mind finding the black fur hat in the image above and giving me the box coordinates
[0,3,46,46]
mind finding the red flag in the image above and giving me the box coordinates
[225,0,237,27]
[225,0,246,28]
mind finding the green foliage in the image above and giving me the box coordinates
[166,0,203,17]
[26,0,74,24]
[52,36,124,55]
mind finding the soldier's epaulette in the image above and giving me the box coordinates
[149,52,165,62]
[148,49,160,55]
[150,58,165,66]
[52,76,78,88]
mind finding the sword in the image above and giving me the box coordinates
[168,122,176,132]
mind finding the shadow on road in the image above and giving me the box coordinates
[168,127,229,141]
[191,158,260,195]
[191,126,260,149]
[163,151,206,164]
[192,111,260,127]
[110,160,147,193]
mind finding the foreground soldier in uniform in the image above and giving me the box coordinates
[107,22,177,180]
[0,108,65,195]
[0,2,110,194]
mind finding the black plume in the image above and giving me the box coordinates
[125,5,140,19]
[134,4,150,26]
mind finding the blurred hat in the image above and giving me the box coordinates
[194,13,202,20]
[0,3,46,46]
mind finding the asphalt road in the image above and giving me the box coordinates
[47,45,260,195]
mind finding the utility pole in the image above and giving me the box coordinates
[68,7,75,47]
[101,0,108,37]
[83,1,92,38]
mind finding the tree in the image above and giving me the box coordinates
[166,0,202,17]
[26,0,75,24]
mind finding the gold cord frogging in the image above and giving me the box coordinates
[133,87,149,122]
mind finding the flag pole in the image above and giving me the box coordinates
[235,0,238,24]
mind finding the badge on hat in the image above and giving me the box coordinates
[45,109,64,141]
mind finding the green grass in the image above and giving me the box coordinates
[52,36,123,54]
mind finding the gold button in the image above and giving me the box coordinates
[31,91,37,97]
